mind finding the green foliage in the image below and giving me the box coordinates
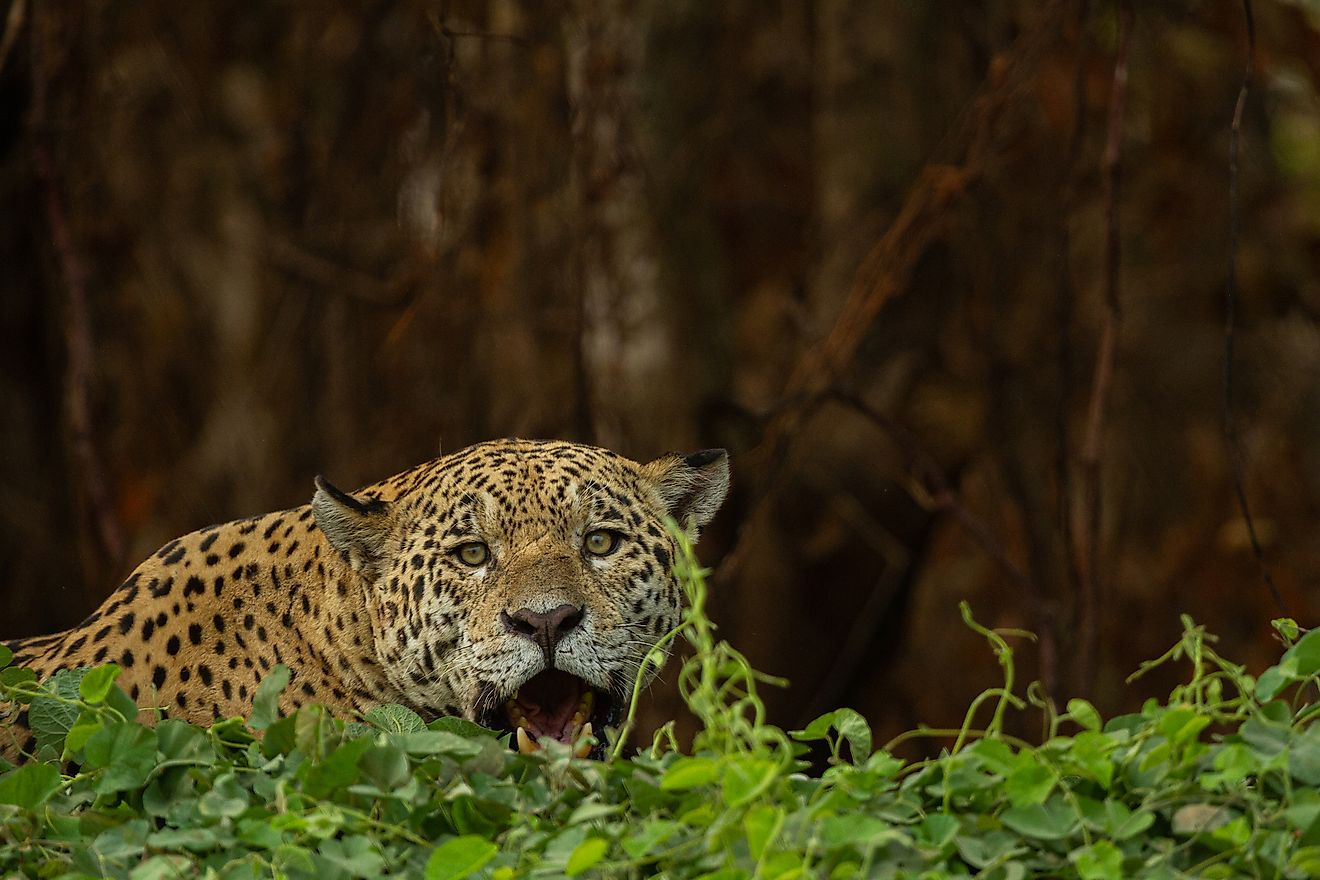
[4,540,1320,878]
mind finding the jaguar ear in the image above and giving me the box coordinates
[311,476,393,574]
[641,449,730,539]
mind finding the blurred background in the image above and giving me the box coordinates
[3,0,1320,750]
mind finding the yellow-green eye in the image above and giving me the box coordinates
[456,542,489,567]
[584,529,620,557]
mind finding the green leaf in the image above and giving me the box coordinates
[819,814,894,850]
[78,664,122,704]
[428,716,499,738]
[744,806,783,860]
[83,722,158,793]
[0,644,12,669]
[198,772,249,818]
[0,666,36,690]
[1294,847,1320,877]
[1291,629,1320,676]
[830,708,873,763]
[1209,816,1251,850]
[565,837,608,876]
[661,756,720,790]
[919,813,959,849]
[365,703,426,733]
[622,819,683,859]
[129,855,195,880]
[1256,664,1290,701]
[967,737,1016,775]
[1241,715,1290,758]
[249,663,290,731]
[790,709,872,763]
[358,743,411,792]
[955,830,1026,869]
[155,719,209,762]
[1101,800,1154,841]
[426,836,498,880]
[1070,731,1115,789]
[302,737,371,798]
[1292,726,1320,786]
[62,709,104,756]
[567,801,621,826]
[1005,763,1054,807]
[1071,840,1123,880]
[999,799,1080,841]
[29,668,86,755]
[1067,698,1101,732]
[1274,618,1302,643]
[722,756,779,807]
[147,827,222,851]
[397,730,485,760]
[106,682,139,720]
[91,819,150,861]
[1158,708,1210,745]
[318,835,386,878]
[0,761,63,809]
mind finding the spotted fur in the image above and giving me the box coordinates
[2,440,729,759]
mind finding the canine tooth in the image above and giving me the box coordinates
[573,722,594,759]
[571,711,584,727]
[516,726,540,755]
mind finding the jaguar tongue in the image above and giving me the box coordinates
[505,669,595,749]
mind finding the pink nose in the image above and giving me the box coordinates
[501,603,584,663]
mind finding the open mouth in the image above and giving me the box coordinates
[483,669,618,759]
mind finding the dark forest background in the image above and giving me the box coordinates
[3,0,1320,748]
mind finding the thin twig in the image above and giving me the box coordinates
[717,2,1069,584]
[264,235,413,305]
[795,388,1044,723]
[827,391,1036,597]
[1057,0,1089,692]
[0,0,26,79]
[30,7,125,579]
[1223,0,1289,617]
[800,481,909,723]
[1078,0,1131,691]
[425,11,531,48]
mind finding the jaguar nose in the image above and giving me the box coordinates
[500,603,584,664]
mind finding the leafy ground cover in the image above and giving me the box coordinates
[4,532,1320,879]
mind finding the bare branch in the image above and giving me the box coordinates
[0,0,25,80]
[1056,0,1089,691]
[30,7,125,581]
[1077,0,1131,691]
[1223,0,1289,617]
[718,2,1070,584]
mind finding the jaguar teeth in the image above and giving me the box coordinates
[516,726,540,755]
[573,722,594,759]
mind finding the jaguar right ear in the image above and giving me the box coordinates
[640,449,731,540]
[311,476,393,575]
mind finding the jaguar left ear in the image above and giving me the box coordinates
[311,476,393,575]
[641,449,730,539]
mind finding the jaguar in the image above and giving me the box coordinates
[2,439,729,760]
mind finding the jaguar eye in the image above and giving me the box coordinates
[455,542,490,567]
[584,529,621,557]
